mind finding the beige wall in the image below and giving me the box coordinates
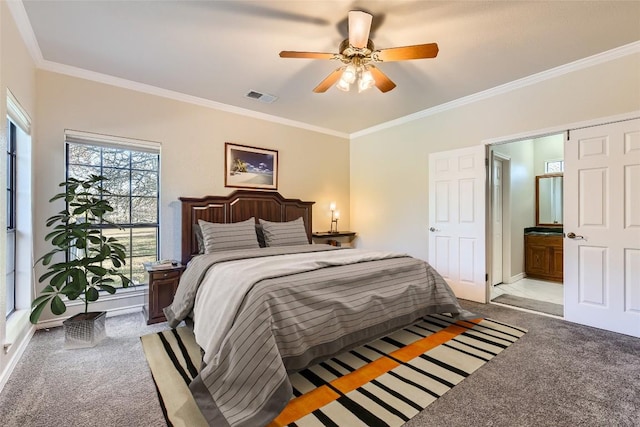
[350,53,640,261]
[34,70,350,321]
[533,134,564,176]
[0,0,37,387]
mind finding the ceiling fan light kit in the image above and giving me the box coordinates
[279,10,439,94]
[335,58,375,93]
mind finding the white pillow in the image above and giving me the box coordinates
[258,217,309,247]
[198,218,260,253]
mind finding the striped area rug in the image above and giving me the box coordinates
[141,314,526,427]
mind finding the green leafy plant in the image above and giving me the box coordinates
[30,174,132,324]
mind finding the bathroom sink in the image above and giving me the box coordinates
[524,227,563,235]
[525,231,562,235]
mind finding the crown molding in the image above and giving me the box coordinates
[351,41,640,139]
[39,60,349,139]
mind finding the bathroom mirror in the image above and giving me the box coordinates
[536,174,563,226]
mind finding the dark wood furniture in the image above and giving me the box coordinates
[312,231,357,247]
[143,263,185,324]
[525,233,563,282]
[312,231,356,238]
[179,190,314,265]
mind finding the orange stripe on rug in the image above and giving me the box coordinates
[268,319,481,427]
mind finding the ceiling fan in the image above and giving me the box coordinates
[279,10,439,94]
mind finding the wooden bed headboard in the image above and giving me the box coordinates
[179,190,314,264]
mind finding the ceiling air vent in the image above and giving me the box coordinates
[244,90,278,104]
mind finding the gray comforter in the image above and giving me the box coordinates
[164,245,470,427]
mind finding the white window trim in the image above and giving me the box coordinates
[6,89,31,134]
[544,159,564,174]
[64,129,160,153]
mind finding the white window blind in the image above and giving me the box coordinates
[64,129,160,154]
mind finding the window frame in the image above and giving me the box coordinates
[6,120,17,316]
[544,160,564,174]
[64,133,161,285]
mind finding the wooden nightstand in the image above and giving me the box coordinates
[312,231,357,247]
[143,263,185,325]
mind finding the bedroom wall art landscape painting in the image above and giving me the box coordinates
[225,142,278,190]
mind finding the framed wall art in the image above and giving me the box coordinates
[225,143,278,190]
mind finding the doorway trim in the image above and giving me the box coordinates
[489,151,511,286]
[482,111,640,146]
[482,110,640,316]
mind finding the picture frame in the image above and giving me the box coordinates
[225,143,278,190]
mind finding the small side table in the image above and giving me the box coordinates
[312,231,357,247]
[143,262,185,325]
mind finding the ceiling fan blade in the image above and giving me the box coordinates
[348,10,373,48]
[279,51,336,60]
[375,43,439,62]
[313,68,344,93]
[369,66,396,93]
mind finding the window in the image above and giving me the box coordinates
[4,90,33,323]
[6,120,17,316]
[66,134,160,285]
[545,160,564,174]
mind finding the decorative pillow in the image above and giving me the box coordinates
[258,217,309,247]
[198,218,260,253]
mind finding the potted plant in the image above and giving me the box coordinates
[31,174,132,348]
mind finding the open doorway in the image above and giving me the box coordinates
[488,133,564,316]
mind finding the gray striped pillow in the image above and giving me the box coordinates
[193,224,205,254]
[198,218,260,253]
[259,217,309,247]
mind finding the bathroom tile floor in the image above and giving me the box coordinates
[491,277,564,305]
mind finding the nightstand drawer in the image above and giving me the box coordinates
[149,269,181,281]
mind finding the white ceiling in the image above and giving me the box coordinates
[18,1,640,136]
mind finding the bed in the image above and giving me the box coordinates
[165,190,472,427]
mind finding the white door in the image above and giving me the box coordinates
[491,157,504,285]
[564,118,640,337]
[428,145,486,302]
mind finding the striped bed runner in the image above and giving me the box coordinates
[141,315,526,427]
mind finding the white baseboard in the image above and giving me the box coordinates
[0,324,35,394]
[35,304,144,330]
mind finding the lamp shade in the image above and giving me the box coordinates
[342,65,357,84]
[358,69,375,92]
[336,78,350,92]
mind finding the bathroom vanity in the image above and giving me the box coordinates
[524,228,563,282]
[525,173,564,283]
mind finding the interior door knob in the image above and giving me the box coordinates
[429,227,440,232]
[566,232,583,239]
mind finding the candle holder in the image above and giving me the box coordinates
[330,214,339,233]
[329,203,339,233]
